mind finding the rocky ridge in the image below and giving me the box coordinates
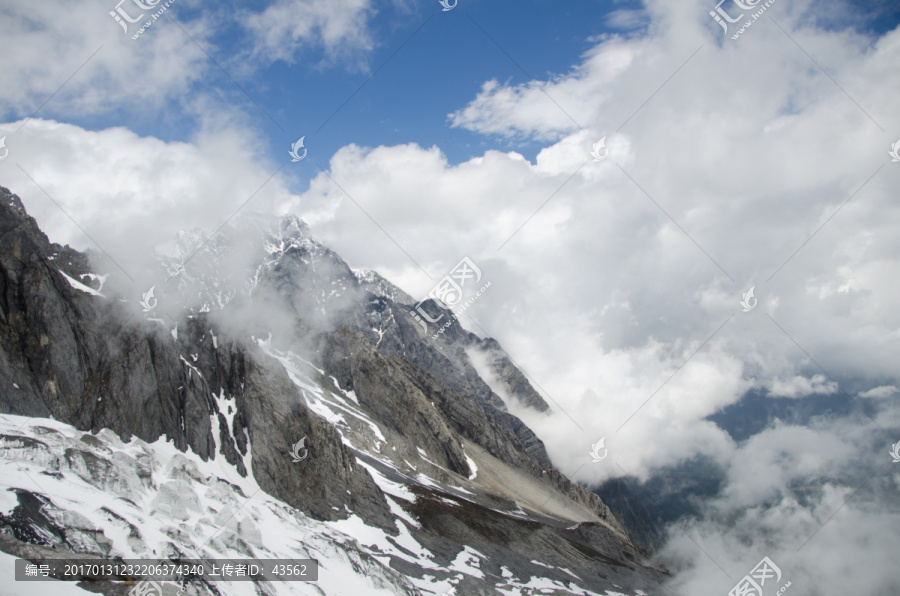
[0,185,668,595]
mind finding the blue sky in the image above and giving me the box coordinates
[7,0,898,179]
[22,1,649,174]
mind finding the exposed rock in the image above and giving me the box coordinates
[0,185,669,595]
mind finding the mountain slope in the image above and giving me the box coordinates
[0,185,668,595]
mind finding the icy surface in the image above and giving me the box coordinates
[0,347,644,594]
[0,414,414,595]
[0,410,620,594]
[464,452,478,480]
[58,271,103,297]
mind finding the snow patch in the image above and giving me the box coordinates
[0,414,415,595]
[58,270,103,297]
[464,452,478,480]
[179,355,202,379]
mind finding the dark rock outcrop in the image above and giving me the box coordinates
[0,188,394,532]
[0,185,668,594]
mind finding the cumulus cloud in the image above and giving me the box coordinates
[656,409,900,595]
[287,129,898,482]
[0,116,297,296]
[0,0,380,125]
[2,0,896,491]
[0,1,211,117]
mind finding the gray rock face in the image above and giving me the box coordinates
[0,185,669,594]
[321,329,473,478]
[0,415,421,595]
[354,268,415,305]
[473,337,552,413]
[0,188,394,533]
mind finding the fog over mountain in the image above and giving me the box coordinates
[1,0,900,594]
[0,187,668,594]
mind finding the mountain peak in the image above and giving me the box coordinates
[279,212,310,238]
[0,184,665,595]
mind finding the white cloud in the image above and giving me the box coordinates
[242,0,374,69]
[0,1,211,117]
[767,374,839,398]
[859,385,899,399]
[605,9,650,32]
[447,40,635,141]
[0,117,297,293]
[281,0,900,488]
[2,0,896,490]
[0,0,381,123]
[719,422,852,506]
[656,411,900,595]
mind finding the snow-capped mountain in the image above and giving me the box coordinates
[353,269,415,307]
[0,186,667,595]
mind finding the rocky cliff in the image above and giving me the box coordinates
[0,185,668,595]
